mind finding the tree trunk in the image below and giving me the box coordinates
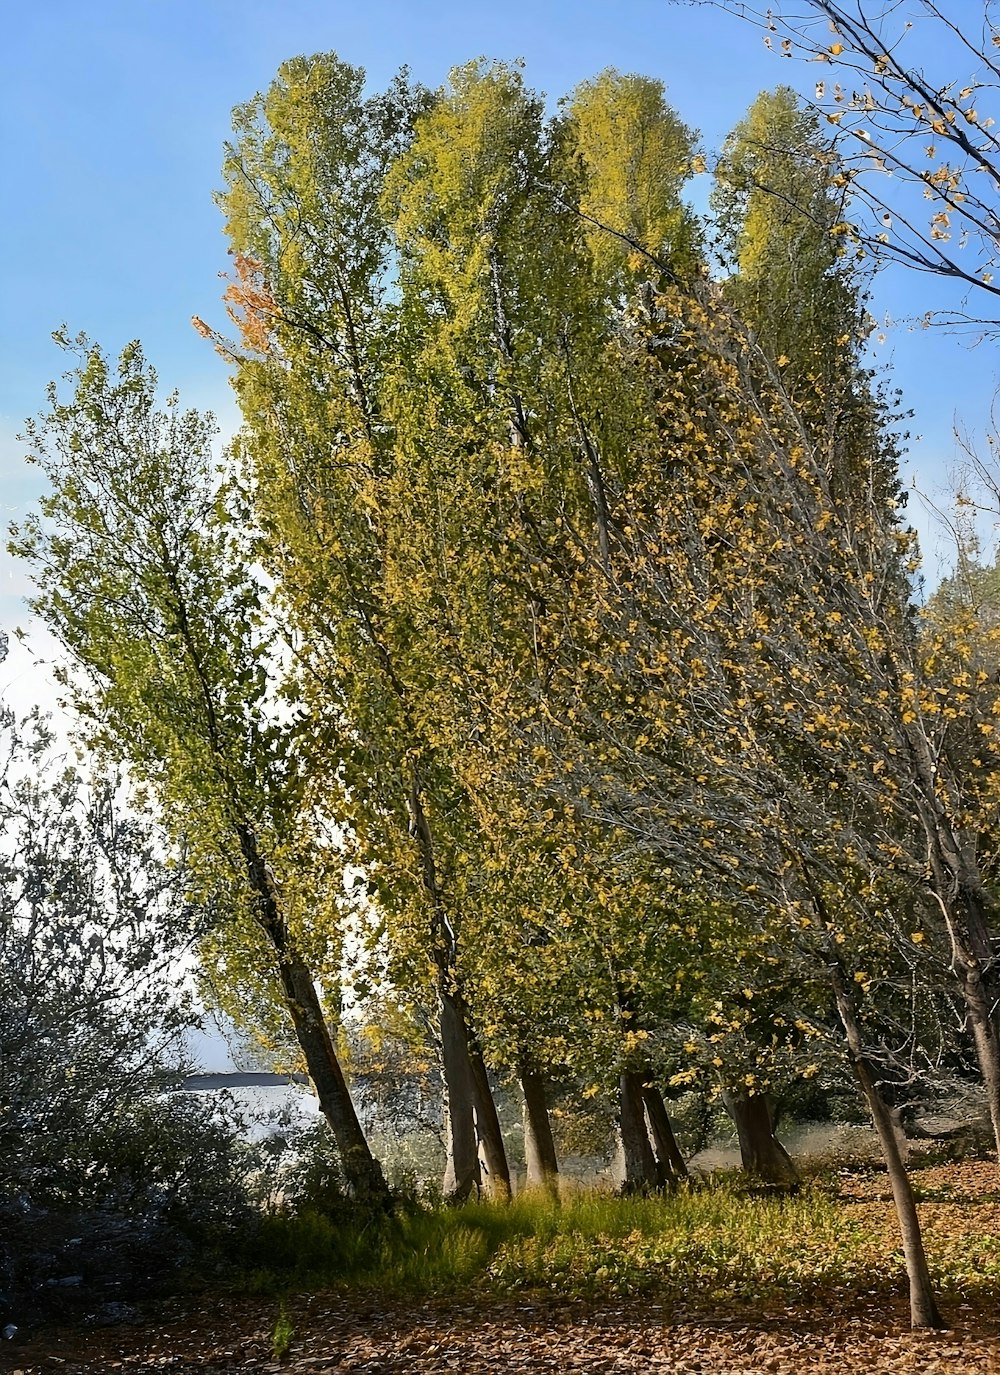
[405,774,486,1202]
[722,1089,799,1189]
[277,954,387,1199]
[833,970,945,1330]
[933,869,1000,1159]
[520,1067,560,1201]
[468,1035,512,1201]
[961,962,1000,1160]
[641,1080,689,1185]
[439,981,481,1203]
[618,1070,660,1193]
[907,735,1000,1159]
[238,823,388,1203]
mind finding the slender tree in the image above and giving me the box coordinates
[212,54,517,1201]
[713,84,904,553]
[10,337,388,1201]
[566,67,702,293]
[709,1,1000,331]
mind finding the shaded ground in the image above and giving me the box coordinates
[4,1161,1000,1374]
[5,1292,1000,1375]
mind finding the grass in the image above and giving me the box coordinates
[486,1187,875,1301]
[270,1303,295,1362]
[222,1159,1000,1318]
[239,1178,884,1303]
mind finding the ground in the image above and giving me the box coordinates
[5,1292,1000,1375]
[4,1161,1000,1374]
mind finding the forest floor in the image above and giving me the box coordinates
[4,1161,1000,1375]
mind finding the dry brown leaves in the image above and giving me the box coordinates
[5,1294,999,1375]
[5,1163,1000,1375]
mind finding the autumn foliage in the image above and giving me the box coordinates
[14,41,1000,1335]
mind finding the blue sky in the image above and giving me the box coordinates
[2,0,997,709]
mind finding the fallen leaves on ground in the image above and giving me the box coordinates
[5,1162,1000,1374]
[5,1294,999,1375]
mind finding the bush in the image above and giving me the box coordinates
[0,714,261,1310]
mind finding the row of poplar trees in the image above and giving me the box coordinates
[14,56,1000,1327]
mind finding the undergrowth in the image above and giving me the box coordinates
[236,1162,1000,1310]
[240,1180,885,1302]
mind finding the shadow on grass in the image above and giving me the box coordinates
[237,1180,893,1304]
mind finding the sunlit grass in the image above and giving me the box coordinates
[238,1165,1000,1310]
[484,1185,876,1300]
[241,1178,880,1300]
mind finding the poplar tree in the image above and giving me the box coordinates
[213,54,518,1201]
[712,85,903,529]
[10,337,388,1201]
[382,58,707,1191]
[566,67,702,292]
[512,271,964,1323]
[712,85,1000,1183]
[711,1,1000,329]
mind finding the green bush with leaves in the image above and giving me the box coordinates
[0,711,262,1306]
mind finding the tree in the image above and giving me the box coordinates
[381,57,714,1192]
[564,68,702,294]
[9,337,388,1201]
[709,0,1000,331]
[685,12,1000,1178]
[499,271,958,1323]
[713,84,905,537]
[706,84,911,1176]
[211,53,718,1200]
[213,54,518,1202]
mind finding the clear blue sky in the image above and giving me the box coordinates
[2,0,996,704]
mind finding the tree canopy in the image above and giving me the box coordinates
[12,44,1000,1330]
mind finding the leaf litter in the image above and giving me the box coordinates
[5,1162,1000,1374]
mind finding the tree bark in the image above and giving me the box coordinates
[907,733,1000,1160]
[961,961,1000,1159]
[439,981,481,1202]
[238,824,388,1202]
[468,1034,512,1201]
[937,874,1000,1160]
[520,1067,560,1201]
[618,1070,661,1193]
[722,1089,799,1189]
[641,1080,689,1185]
[405,774,488,1202]
[833,970,945,1330]
[277,954,387,1199]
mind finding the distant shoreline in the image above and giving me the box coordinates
[178,1072,311,1090]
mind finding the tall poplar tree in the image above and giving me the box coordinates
[712,86,902,527]
[566,68,702,292]
[213,54,519,1201]
[10,337,388,1201]
[381,58,707,1191]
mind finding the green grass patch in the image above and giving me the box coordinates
[487,1186,876,1300]
[239,1180,886,1303]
